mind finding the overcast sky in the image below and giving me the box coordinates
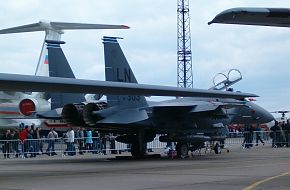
[0,0,290,118]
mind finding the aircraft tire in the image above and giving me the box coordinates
[176,143,189,159]
[131,143,146,158]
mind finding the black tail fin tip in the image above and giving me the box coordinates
[102,36,123,44]
[45,40,66,44]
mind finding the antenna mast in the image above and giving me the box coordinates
[177,0,193,88]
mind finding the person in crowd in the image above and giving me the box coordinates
[270,120,279,148]
[0,131,4,157]
[243,124,254,148]
[277,122,286,147]
[63,129,69,155]
[19,125,29,158]
[33,127,41,155]
[1,130,12,159]
[92,130,100,154]
[46,128,58,156]
[28,124,36,157]
[67,127,75,156]
[255,124,265,146]
[101,133,107,155]
[85,128,93,152]
[77,128,85,154]
[11,128,20,158]
[285,119,290,147]
[110,133,117,154]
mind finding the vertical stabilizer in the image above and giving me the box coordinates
[103,36,148,108]
[0,20,129,77]
[35,30,62,76]
[46,40,85,109]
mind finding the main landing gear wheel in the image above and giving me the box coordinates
[131,143,146,158]
[214,142,222,154]
[176,143,189,159]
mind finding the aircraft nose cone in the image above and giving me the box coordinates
[262,111,275,123]
[247,102,274,124]
[254,106,275,124]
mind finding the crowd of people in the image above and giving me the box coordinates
[241,120,290,149]
[0,124,45,158]
[2,120,290,159]
[270,119,290,148]
[0,124,118,159]
[242,124,265,148]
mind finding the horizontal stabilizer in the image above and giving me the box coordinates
[36,108,62,119]
[0,21,129,34]
[209,7,290,27]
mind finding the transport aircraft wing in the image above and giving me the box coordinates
[0,73,257,99]
[0,21,129,77]
[208,7,290,27]
[0,21,129,123]
[0,21,129,34]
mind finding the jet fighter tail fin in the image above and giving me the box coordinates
[103,36,148,108]
[46,40,86,109]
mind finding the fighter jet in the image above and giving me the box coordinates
[55,37,273,158]
[0,35,274,157]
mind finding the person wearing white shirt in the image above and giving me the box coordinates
[67,128,75,156]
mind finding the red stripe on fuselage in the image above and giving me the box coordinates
[0,111,20,115]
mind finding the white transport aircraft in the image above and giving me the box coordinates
[0,21,129,129]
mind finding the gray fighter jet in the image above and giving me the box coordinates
[60,37,273,158]
[0,37,274,158]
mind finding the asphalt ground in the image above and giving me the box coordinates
[0,145,290,190]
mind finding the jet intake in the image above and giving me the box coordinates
[19,98,36,116]
[61,103,85,126]
[83,103,107,126]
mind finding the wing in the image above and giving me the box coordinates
[0,73,258,99]
[0,21,129,34]
[208,7,290,27]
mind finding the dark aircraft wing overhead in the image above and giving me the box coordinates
[208,7,290,27]
[0,73,258,99]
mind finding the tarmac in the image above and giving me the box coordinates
[0,145,290,190]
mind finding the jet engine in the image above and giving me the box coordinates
[61,103,86,126]
[83,102,107,126]
[17,98,50,117]
[18,99,36,116]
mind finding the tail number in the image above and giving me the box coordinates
[127,95,141,101]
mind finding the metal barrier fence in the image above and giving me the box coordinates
[0,131,289,159]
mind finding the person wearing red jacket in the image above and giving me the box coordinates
[19,126,29,158]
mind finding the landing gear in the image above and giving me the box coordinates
[131,142,146,158]
[214,142,221,154]
[176,143,189,158]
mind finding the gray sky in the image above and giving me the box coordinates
[0,0,290,118]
